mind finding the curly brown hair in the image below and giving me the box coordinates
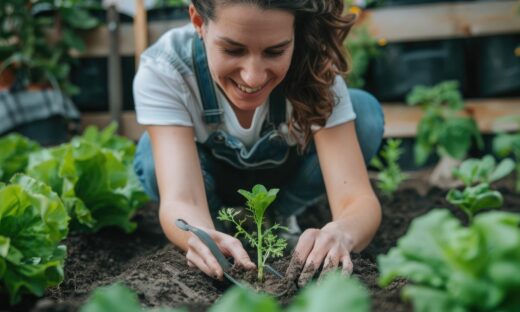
[191,0,356,151]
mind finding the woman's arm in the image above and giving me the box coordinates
[148,125,255,277]
[287,121,381,285]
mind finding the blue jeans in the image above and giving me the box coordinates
[134,89,384,217]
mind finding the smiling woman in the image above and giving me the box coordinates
[132,0,385,287]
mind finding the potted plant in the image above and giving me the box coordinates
[0,0,99,145]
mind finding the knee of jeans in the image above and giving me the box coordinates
[134,132,159,201]
[349,89,385,163]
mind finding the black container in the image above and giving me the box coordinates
[8,116,69,146]
[147,6,189,22]
[469,34,520,97]
[366,39,467,102]
[70,57,136,112]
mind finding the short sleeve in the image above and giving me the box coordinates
[324,75,356,128]
[133,58,193,127]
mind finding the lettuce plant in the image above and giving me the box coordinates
[370,139,408,199]
[447,155,515,221]
[25,139,147,233]
[0,174,69,305]
[211,271,370,312]
[217,184,287,281]
[0,134,41,183]
[378,209,520,312]
[406,81,483,165]
[81,282,184,312]
[492,115,520,192]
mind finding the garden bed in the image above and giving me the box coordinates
[3,177,519,312]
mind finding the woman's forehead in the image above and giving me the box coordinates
[207,4,294,44]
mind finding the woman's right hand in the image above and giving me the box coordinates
[185,227,256,279]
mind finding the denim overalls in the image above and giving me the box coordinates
[134,36,385,217]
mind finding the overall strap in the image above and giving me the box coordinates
[268,85,286,128]
[192,36,222,125]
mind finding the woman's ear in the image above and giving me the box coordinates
[189,4,204,38]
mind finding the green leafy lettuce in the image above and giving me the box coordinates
[446,155,515,221]
[26,138,147,233]
[80,282,184,312]
[0,174,69,305]
[378,209,520,312]
[406,81,483,165]
[0,134,41,183]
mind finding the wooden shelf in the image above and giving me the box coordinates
[383,98,520,138]
[363,0,520,43]
[77,1,520,57]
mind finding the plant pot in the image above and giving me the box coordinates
[0,67,15,91]
[366,39,467,101]
[70,57,136,112]
[469,34,520,97]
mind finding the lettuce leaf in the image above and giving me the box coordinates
[26,139,147,233]
[0,174,69,305]
[378,209,520,311]
[0,134,41,183]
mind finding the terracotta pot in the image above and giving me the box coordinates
[0,66,15,91]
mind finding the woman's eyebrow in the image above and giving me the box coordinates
[216,37,292,49]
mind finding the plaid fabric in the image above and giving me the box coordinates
[0,89,80,134]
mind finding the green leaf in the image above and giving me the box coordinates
[209,286,281,312]
[0,134,41,182]
[490,158,515,183]
[403,285,467,312]
[0,174,69,304]
[81,282,185,312]
[287,271,370,312]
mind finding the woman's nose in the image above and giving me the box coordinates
[240,58,267,88]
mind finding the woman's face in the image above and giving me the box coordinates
[190,3,295,113]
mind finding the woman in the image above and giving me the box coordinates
[133,0,383,287]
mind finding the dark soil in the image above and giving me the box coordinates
[2,177,520,312]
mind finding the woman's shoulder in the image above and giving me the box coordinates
[139,23,196,76]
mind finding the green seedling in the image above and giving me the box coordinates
[446,155,514,221]
[492,115,520,192]
[370,139,408,199]
[406,81,483,165]
[218,184,287,281]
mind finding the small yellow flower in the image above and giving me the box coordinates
[349,6,362,15]
[378,38,388,47]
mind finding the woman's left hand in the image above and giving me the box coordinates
[285,221,354,287]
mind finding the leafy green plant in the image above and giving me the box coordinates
[407,81,483,165]
[344,24,380,89]
[378,209,520,312]
[80,282,184,312]
[25,127,148,233]
[0,0,99,94]
[0,133,41,183]
[0,174,69,305]
[370,139,408,199]
[493,115,520,192]
[217,184,287,281]
[446,155,515,221]
[212,271,370,312]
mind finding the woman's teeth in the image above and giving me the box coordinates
[237,83,263,94]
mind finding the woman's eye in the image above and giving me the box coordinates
[224,49,244,56]
[265,50,285,57]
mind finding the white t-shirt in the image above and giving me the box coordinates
[133,24,356,148]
